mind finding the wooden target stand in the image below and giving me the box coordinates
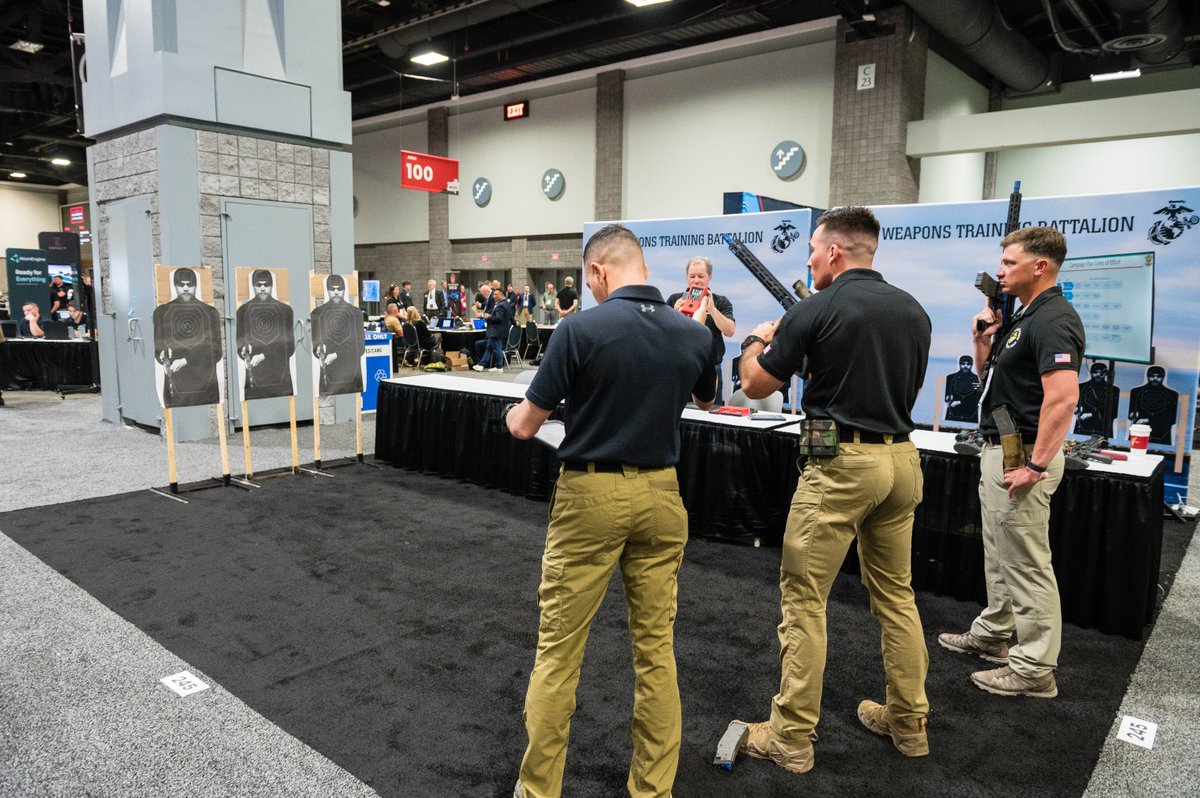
[300,391,374,478]
[236,394,302,487]
[150,402,256,503]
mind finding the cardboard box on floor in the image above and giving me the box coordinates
[445,351,469,371]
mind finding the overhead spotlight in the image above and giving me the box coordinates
[9,40,44,54]
[626,0,672,6]
[10,171,27,178]
[51,157,71,166]
[410,50,448,66]
[1090,69,1142,82]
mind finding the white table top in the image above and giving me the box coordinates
[382,375,1163,478]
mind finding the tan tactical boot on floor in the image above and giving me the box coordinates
[971,665,1058,698]
[857,700,929,757]
[736,720,816,774]
[937,631,1009,664]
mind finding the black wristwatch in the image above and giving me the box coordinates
[1026,460,1047,473]
[741,334,767,353]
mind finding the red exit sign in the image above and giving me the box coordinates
[504,100,530,121]
[400,150,460,195]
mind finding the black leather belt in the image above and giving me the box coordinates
[982,432,1038,445]
[562,461,625,473]
[838,428,909,444]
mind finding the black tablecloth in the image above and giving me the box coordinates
[0,340,98,391]
[376,380,1163,639]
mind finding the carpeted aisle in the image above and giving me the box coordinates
[0,466,1157,797]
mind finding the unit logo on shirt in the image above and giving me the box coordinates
[1005,327,1023,349]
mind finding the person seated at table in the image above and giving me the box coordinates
[404,306,438,366]
[65,303,90,339]
[19,301,45,338]
[384,303,404,335]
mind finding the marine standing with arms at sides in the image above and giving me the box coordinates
[735,206,933,772]
[939,226,1083,698]
[504,224,717,798]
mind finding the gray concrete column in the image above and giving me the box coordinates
[829,7,928,207]
[594,70,624,221]
[427,107,452,277]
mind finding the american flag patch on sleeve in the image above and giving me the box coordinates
[1054,353,1072,364]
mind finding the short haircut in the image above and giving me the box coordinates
[173,267,197,286]
[23,300,37,309]
[817,206,880,255]
[68,303,79,311]
[327,274,346,290]
[685,256,713,277]
[402,280,411,287]
[583,224,640,268]
[1001,226,1067,267]
[252,269,273,285]
[564,276,575,287]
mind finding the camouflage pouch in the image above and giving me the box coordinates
[798,418,839,457]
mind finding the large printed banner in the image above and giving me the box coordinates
[583,209,817,393]
[873,187,1198,463]
[586,186,1198,492]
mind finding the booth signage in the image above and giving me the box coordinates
[400,150,460,195]
[361,331,393,413]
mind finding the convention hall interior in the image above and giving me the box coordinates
[2,1,1199,796]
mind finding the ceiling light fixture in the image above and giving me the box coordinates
[51,157,71,166]
[10,171,27,178]
[1090,68,1141,82]
[625,0,673,6]
[9,40,44,54]
[410,50,448,66]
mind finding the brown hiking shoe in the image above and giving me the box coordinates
[971,665,1058,698]
[937,631,1009,664]
[856,700,929,757]
[736,720,816,774]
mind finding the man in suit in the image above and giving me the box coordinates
[516,284,537,324]
[423,278,446,318]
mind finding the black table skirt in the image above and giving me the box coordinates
[0,340,98,391]
[376,380,1163,639]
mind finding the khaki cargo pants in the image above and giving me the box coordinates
[518,464,687,798]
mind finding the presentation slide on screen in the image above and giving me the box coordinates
[1059,252,1154,364]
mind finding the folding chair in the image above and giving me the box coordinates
[400,323,428,368]
[503,323,524,366]
[520,319,541,361]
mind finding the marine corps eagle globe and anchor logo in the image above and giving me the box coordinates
[1147,199,1198,246]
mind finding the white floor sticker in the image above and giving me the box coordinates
[1116,715,1158,750]
[160,671,210,698]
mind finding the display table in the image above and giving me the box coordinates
[0,339,98,391]
[375,376,1164,639]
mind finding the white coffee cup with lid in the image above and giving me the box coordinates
[1129,423,1151,455]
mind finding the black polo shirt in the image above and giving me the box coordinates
[758,268,930,434]
[979,285,1085,436]
[556,286,578,314]
[666,290,734,365]
[526,284,716,467]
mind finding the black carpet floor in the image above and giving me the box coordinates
[3,465,1191,798]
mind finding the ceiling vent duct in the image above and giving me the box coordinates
[905,0,1054,93]
[1102,0,1184,64]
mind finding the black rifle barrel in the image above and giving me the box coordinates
[722,233,796,311]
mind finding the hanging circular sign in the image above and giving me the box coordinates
[541,168,565,201]
[472,177,492,207]
[770,140,806,180]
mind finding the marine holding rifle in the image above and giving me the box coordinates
[734,206,933,773]
[938,226,1084,699]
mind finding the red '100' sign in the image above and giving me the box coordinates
[400,150,460,195]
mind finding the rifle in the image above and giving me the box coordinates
[1063,436,1122,471]
[722,233,803,311]
[974,180,1022,333]
[156,346,177,399]
[239,344,256,389]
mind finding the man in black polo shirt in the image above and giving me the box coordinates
[667,255,735,404]
[938,226,1084,700]
[504,224,715,798]
[735,206,932,772]
[554,276,579,318]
